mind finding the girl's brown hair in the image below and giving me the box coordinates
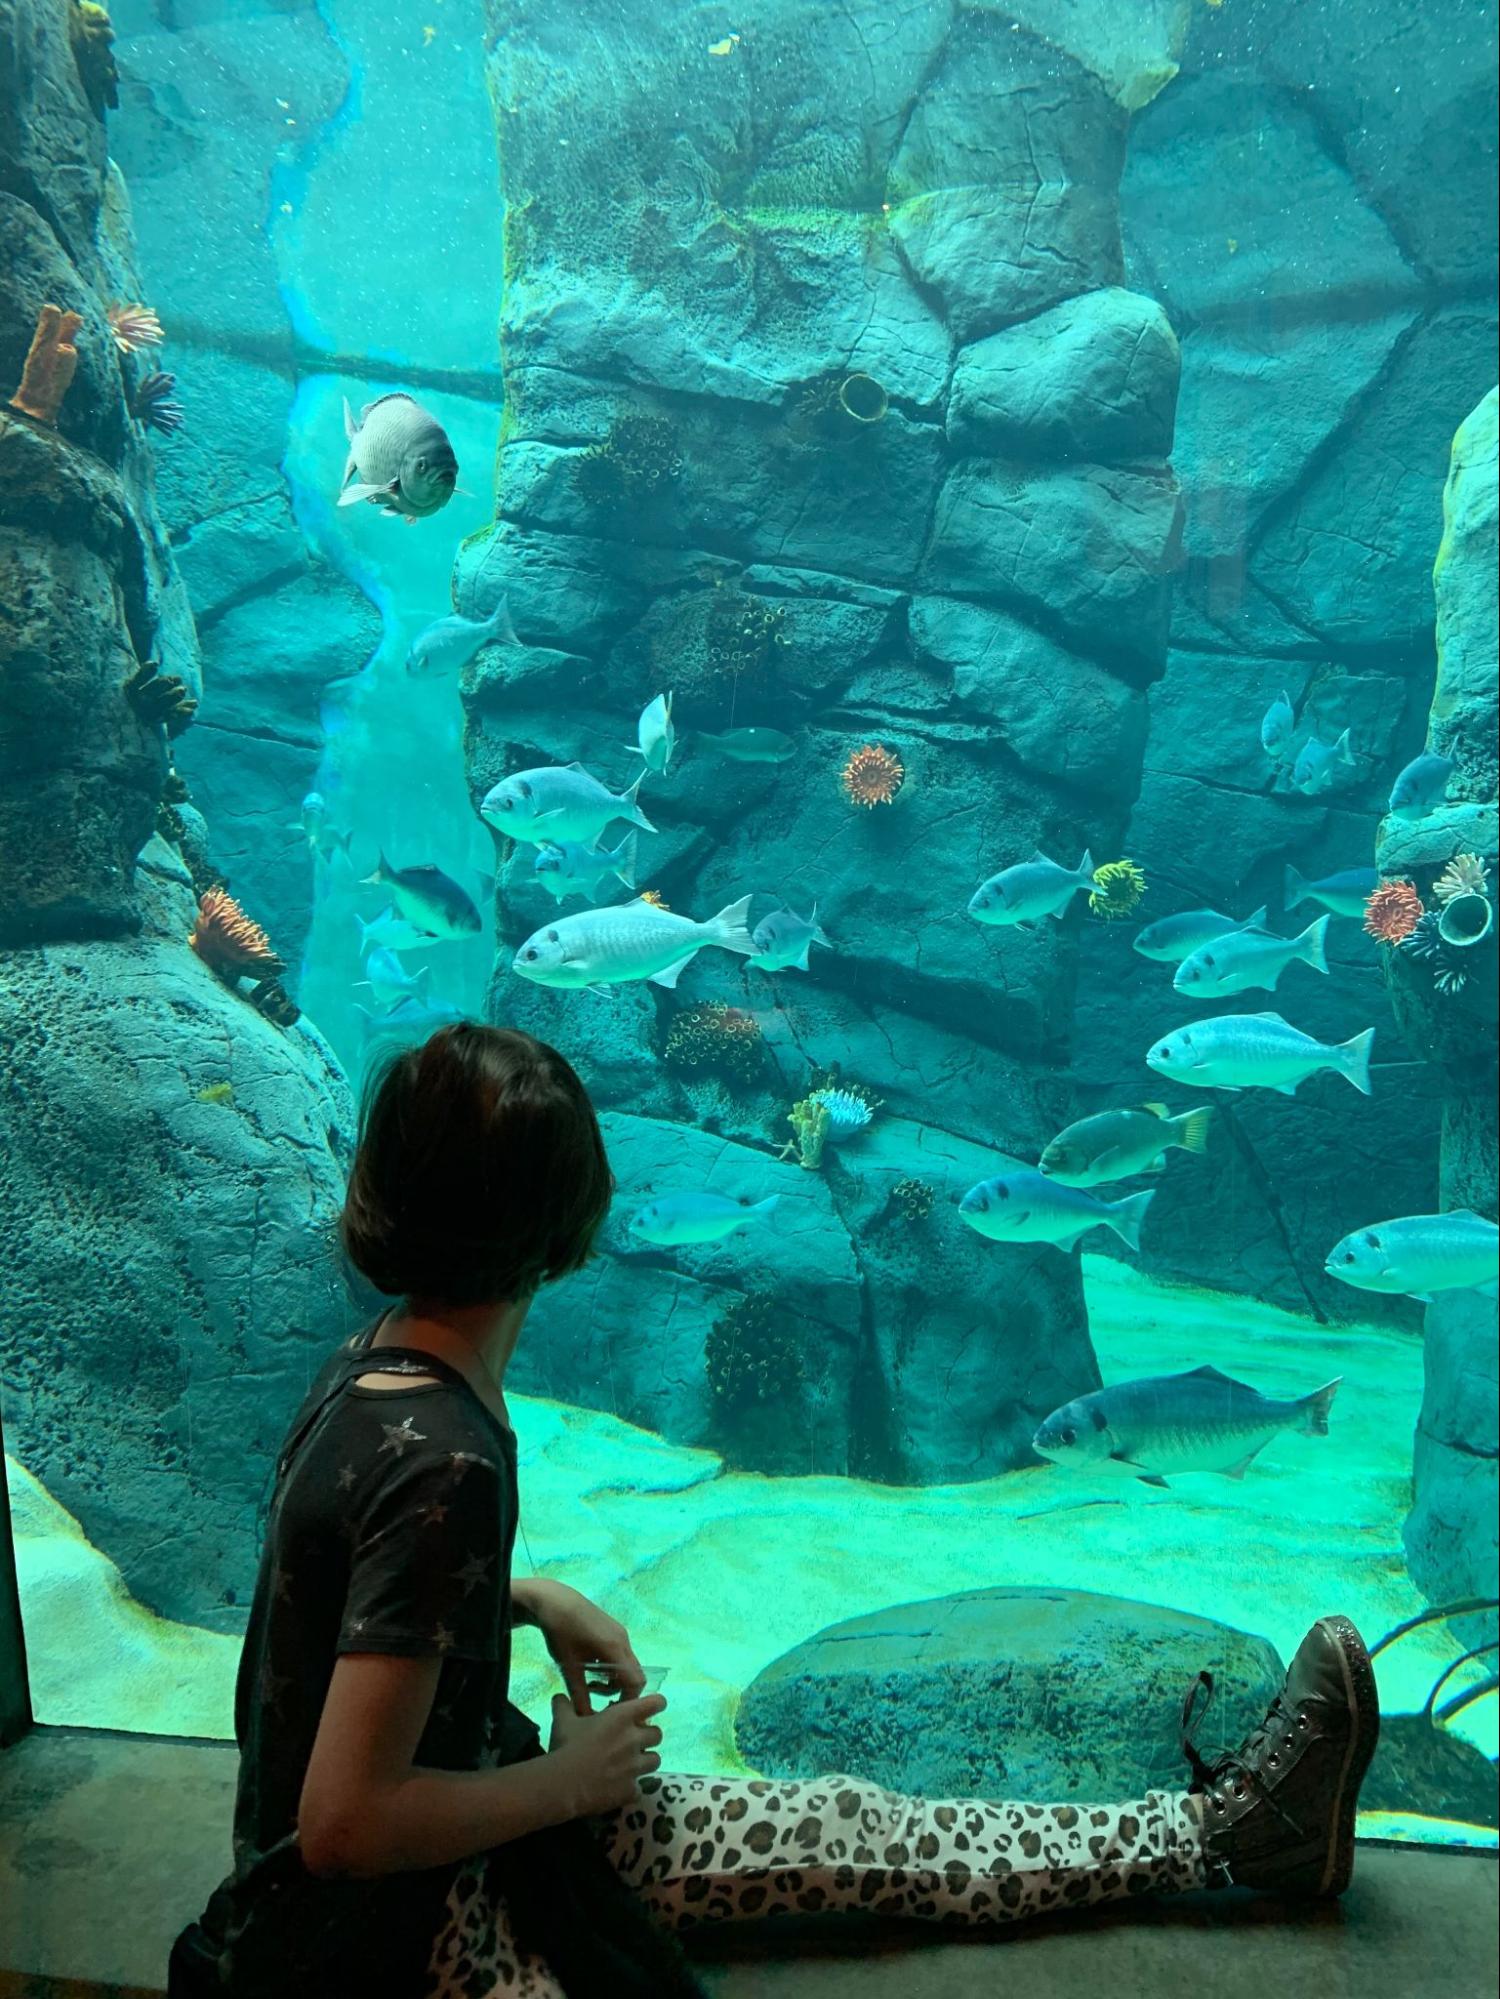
[340,1024,611,1305]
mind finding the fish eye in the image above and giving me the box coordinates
[972,1192,990,1211]
[1056,1426,1075,1447]
[1343,1251,1357,1264]
[497,796,513,812]
[522,947,539,962]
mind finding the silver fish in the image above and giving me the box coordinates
[959,1168,1154,1252]
[1040,1104,1213,1188]
[969,850,1095,928]
[481,762,655,846]
[1147,1011,1375,1096]
[1033,1366,1341,1486]
[1283,864,1377,920]
[1387,751,1453,822]
[630,692,675,774]
[511,894,755,991]
[407,597,517,678]
[1261,690,1295,761]
[1132,906,1267,964]
[1325,1211,1499,1301]
[1292,728,1355,796]
[627,1191,780,1246]
[357,945,429,1009]
[339,393,457,520]
[532,834,638,905]
[1173,916,1329,998]
[748,904,830,973]
[356,905,435,952]
[286,790,351,864]
[695,727,797,764]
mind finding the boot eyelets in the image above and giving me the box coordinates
[1268,1754,1279,1767]
[1296,1715,1309,1730]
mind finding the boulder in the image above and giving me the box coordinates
[0,851,359,1629]
[948,290,1179,463]
[735,1587,1284,1799]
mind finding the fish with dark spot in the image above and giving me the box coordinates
[339,393,458,521]
[1033,1367,1341,1486]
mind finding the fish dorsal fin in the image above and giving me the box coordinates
[563,760,586,773]
[1246,1011,1288,1024]
[1184,1364,1241,1386]
[1141,1102,1170,1119]
[1028,849,1051,867]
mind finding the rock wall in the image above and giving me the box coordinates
[1377,389,1498,1633]
[1,0,359,1628]
[1069,0,1499,1320]
[466,0,1190,1481]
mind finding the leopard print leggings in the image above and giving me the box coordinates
[425,1772,1206,1996]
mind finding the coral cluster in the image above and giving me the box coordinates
[784,1095,832,1170]
[7,306,84,425]
[1433,853,1489,903]
[840,743,904,809]
[126,660,197,737]
[704,1294,802,1413]
[131,371,184,436]
[106,303,164,355]
[189,889,285,980]
[892,1177,935,1222]
[705,587,787,682]
[1364,878,1424,944]
[69,1,119,115]
[576,412,683,503]
[662,1002,763,1086]
[1088,858,1147,920]
[1403,912,1470,995]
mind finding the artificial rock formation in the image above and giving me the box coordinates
[1377,389,1499,1634]
[0,0,359,1625]
[736,1587,1284,1799]
[466,0,1185,1481]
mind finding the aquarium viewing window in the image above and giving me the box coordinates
[1,0,1497,1870]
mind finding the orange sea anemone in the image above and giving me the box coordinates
[189,888,285,978]
[841,742,904,809]
[638,888,669,909]
[1363,878,1424,944]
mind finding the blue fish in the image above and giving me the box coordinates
[1387,751,1453,822]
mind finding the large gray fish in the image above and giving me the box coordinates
[1173,916,1329,998]
[481,763,655,846]
[362,853,483,939]
[969,850,1095,928]
[406,597,516,678]
[1040,1104,1213,1188]
[1325,1210,1499,1301]
[959,1168,1154,1252]
[1283,864,1378,920]
[695,727,797,764]
[1293,728,1356,796]
[1033,1366,1341,1486]
[339,393,458,520]
[512,894,755,990]
[748,904,830,973]
[1147,1012,1374,1096]
[1386,751,1453,822]
[1133,905,1267,964]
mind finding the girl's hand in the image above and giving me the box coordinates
[547,1693,665,1815]
[517,1578,646,1711]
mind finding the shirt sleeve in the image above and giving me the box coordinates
[339,1448,508,1661]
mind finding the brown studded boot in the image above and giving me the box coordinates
[1182,1615,1380,1899]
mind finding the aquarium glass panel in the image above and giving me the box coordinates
[2,0,1496,1847]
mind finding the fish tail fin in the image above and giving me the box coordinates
[752,1194,781,1221]
[343,397,357,441]
[1242,904,1269,931]
[1172,1107,1214,1155]
[709,893,756,956]
[1299,1377,1342,1436]
[486,595,518,644]
[1299,913,1331,974]
[360,851,390,887]
[1106,1187,1156,1252]
[611,831,639,890]
[1283,864,1308,913]
[1338,1026,1376,1095]
[1077,848,1096,883]
[621,771,656,833]
[810,901,832,948]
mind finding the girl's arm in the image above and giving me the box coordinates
[298,1653,664,1878]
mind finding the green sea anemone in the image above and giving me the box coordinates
[705,1294,802,1413]
[576,412,683,504]
[1089,858,1148,920]
[892,1177,934,1222]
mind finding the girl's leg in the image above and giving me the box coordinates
[424,1859,567,1999]
[601,1771,1205,1931]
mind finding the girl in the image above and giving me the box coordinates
[175,1023,1378,1997]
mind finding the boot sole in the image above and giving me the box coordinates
[1317,1615,1380,1897]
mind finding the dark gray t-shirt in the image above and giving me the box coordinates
[231,1324,519,1878]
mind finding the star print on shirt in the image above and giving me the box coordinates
[336,1464,357,1492]
[433,1623,456,1653]
[419,1501,450,1528]
[453,1552,493,1596]
[379,1417,427,1458]
[447,1450,484,1482]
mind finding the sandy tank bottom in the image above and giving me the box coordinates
[9,1256,1495,1848]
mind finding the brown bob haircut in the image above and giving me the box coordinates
[340,1024,612,1306]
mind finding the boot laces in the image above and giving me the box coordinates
[1179,1671,1305,1838]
